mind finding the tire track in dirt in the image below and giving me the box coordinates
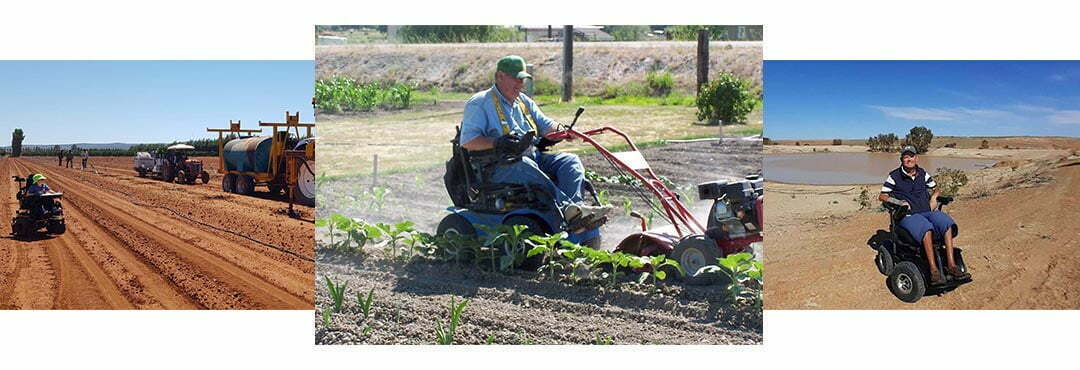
[33,162,310,309]
[27,157,314,263]
[10,160,194,309]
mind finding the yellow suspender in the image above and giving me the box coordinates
[491,91,537,135]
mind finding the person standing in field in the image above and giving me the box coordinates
[65,150,74,168]
[81,149,89,169]
[57,150,64,166]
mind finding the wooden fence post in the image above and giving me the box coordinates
[562,25,574,103]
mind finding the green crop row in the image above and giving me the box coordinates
[315,77,415,113]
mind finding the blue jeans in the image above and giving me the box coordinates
[899,211,956,242]
[488,151,584,208]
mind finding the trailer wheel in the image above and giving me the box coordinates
[671,235,724,286]
[200,171,210,184]
[236,175,255,195]
[268,184,284,196]
[176,170,187,184]
[222,173,237,193]
[11,217,29,238]
[294,159,316,206]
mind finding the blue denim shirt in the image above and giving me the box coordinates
[459,86,555,147]
[881,166,936,214]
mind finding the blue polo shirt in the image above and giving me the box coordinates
[459,86,555,147]
[881,166,937,213]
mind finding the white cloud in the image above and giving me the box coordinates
[867,105,1013,122]
[1048,110,1080,125]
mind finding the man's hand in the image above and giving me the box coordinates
[494,133,533,157]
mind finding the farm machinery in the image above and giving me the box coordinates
[11,175,66,238]
[133,144,211,184]
[439,107,763,282]
[207,112,316,208]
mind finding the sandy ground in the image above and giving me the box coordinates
[315,139,763,344]
[764,139,1080,309]
[316,41,762,95]
[0,156,314,309]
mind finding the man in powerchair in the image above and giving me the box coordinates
[458,55,613,227]
[878,146,971,285]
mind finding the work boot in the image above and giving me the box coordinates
[563,203,614,224]
[929,269,946,285]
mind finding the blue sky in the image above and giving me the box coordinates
[0,61,314,145]
[765,61,1080,139]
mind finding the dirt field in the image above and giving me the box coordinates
[0,156,314,309]
[765,138,1080,309]
[315,139,763,344]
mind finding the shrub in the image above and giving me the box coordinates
[979,139,990,149]
[696,72,756,125]
[934,167,968,197]
[832,139,842,145]
[644,71,674,97]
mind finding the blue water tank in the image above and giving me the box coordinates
[223,136,272,173]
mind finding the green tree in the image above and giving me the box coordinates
[696,72,756,125]
[904,126,934,154]
[11,128,24,157]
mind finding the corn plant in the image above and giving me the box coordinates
[700,252,763,304]
[637,255,685,287]
[621,199,634,217]
[478,224,533,271]
[368,186,390,211]
[596,189,610,206]
[325,277,347,313]
[374,221,415,259]
[434,296,469,345]
[320,309,332,327]
[357,288,375,320]
[525,232,569,280]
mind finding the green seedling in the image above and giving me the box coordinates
[357,288,375,320]
[621,198,634,217]
[368,186,390,211]
[324,276,348,313]
[485,333,496,344]
[526,232,569,280]
[596,189,610,206]
[594,333,614,345]
[434,296,469,345]
[637,254,685,288]
[321,309,332,327]
[700,252,763,304]
[362,326,373,336]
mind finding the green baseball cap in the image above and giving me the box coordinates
[32,174,46,183]
[496,55,531,80]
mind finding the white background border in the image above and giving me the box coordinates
[3,0,1079,368]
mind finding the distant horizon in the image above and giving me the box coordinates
[765,61,1080,139]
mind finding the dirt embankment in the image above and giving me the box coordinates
[765,138,1080,309]
[0,157,314,309]
[315,140,763,344]
[315,41,762,95]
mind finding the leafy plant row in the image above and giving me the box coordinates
[315,77,415,113]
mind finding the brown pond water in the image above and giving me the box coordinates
[764,152,998,185]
